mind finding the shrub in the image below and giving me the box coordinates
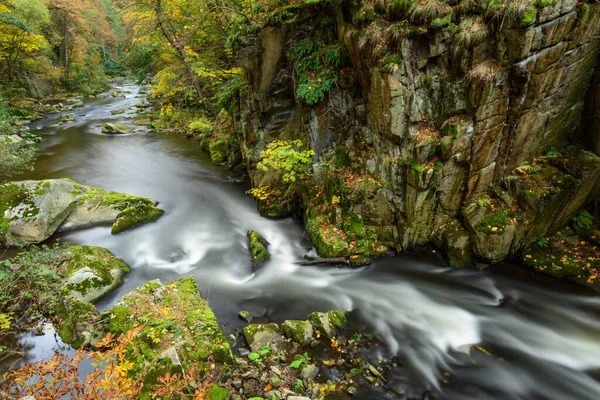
[452,17,488,57]
[289,39,347,106]
[257,140,315,184]
[573,210,594,230]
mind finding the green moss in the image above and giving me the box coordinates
[207,385,230,400]
[63,246,129,297]
[55,298,100,349]
[327,310,348,329]
[106,277,234,397]
[281,320,313,345]
[247,230,270,270]
[209,139,228,163]
[476,208,514,235]
[521,7,537,25]
[305,212,349,258]
[111,202,164,234]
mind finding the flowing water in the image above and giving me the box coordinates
[4,83,600,399]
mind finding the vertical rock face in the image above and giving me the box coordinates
[226,0,600,266]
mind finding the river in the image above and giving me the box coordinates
[4,83,600,399]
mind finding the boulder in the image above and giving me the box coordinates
[62,245,130,303]
[247,230,270,271]
[60,113,75,123]
[1,180,78,246]
[107,277,234,397]
[281,320,313,345]
[101,123,131,134]
[55,298,101,349]
[243,323,283,352]
[238,310,253,323]
[60,183,163,234]
[307,310,348,339]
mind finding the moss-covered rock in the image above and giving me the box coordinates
[522,226,600,290]
[209,139,228,163]
[1,180,77,247]
[63,245,130,302]
[247,230,270,271]
[281,320,313,345]
[1,179,164,246]
[101,123,131,134]
[107,277,234,398]
[307,310,348,339]
[242,323,282,352]
[55,298,101,349]
[61,182,164,234]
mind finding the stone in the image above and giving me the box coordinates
[281,320,313,345]
[247,230,270,271]
[62,245,130,303]
[61,113,75,123]
[299,364,319,380]
[107,277,234,396]
[242,323,282,352]
[238,310,253,323]
[307,310,348,339]
[55,298,101,349]
[101,123,131,134]
[1,180,78,246]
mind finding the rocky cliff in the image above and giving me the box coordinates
[219,0,600,269]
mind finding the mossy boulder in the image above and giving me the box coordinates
[60,113,75,123]
[107,277,234,398]
[63,245,130,302]
[307,310,348,339]
[305,213,349,258]
[61,181,164,234]
[1,180,78,247]
[101,123,131,134]
[247,230,270,271]
[55,298,101,349]
[1,179,164,246]
[209,139,228,163]
[242,323,282,352]
[281,320,313,345]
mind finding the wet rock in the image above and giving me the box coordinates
[307,310,348,339]
[101,123,131,134]
[243,323,282,352]
[60,113,75,123]
[55,298,101,349]
[299,364,319,380]
[62,246,130,303]
[281,320,313,345]
[111,109,125,115]
[247,230,270,271]
[238,310,253,323]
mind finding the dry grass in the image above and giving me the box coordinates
[409,0,453,24]
[466,59,504,85]
[452,17,488,56]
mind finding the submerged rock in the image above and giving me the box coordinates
[243,323,282,352]
[247,230,270,271]
[106,277,234,396]
[62,245,130,302]
[0,179,164,247]
[307,310,348,339]
[101,123,131,134]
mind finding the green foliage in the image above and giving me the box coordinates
[0,93,37,182]
[0,243,70,328]
[217,75,247,110]
[545,149,563,158]
[382,54,403,73]
[290,352,311,369]
[477,197,491,208]
[573,210,594,230]
[258,140,315,184]
[290,39,347,105]
[536,238,549,248]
